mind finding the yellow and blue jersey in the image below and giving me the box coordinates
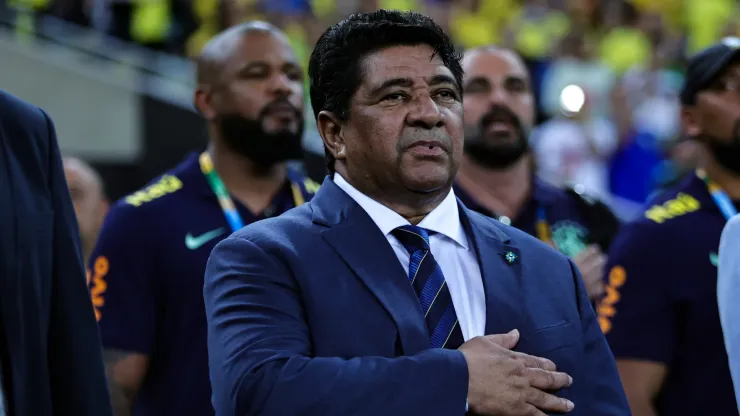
[598,173,738,415]
[87,152,318,415]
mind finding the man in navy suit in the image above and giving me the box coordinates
[0,90,112,415]
[204,10,629,416]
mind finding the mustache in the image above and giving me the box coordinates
[259,98,303,119]
[480,105,522,130]
[398,129,453,152]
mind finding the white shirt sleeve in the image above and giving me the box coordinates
[718,213,740,412]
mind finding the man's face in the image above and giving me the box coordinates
[205,31,306,167]
[63,161,107,251]
[337,44,464,193]
[685,60,740,174]
[461,48,535,169]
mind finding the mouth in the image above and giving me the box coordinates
[264,103,298,119]
[483,113,519,137]
[406,140,447,157]
[485,121,516,136]
[408,140,446,151]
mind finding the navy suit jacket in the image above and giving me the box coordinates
[0,91,112,415]
[204,178,629,415]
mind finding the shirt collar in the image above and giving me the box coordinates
[334,174,468,249]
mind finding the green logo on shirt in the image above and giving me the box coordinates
[551,221,588,258]
[185,228,226,250]
[710,252,719,268]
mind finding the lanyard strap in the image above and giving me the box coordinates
[697,169,738,221]
[535,205,553,245]
[198,152,309,232]
[200,152,244,232]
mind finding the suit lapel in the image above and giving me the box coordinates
[312,179,429,354]
[459,204,527,335]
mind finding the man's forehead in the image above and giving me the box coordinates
[361,45,454,87]
[63,160,96,188]
[462,49,527,80]
[223,32,298,72]
[64,166,89,189]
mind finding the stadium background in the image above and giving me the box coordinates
[0,0,736,217]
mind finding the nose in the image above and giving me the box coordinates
[489,87,508,106]
[267,73,294,98]
[406,94,445,129]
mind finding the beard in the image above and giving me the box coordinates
[215,101,304,169]
[698,118,740,176]
[464,105,529,170]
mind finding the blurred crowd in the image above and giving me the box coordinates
[15,0,740,212]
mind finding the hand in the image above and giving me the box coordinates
[459,329,574,415]
[573,244,607,301]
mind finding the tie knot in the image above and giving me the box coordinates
[392,225,431,253]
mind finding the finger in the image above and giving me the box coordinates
[588,280,606,298]
[484,329,520,350]
[578,245,602,261]
[579,253,607,276]
[510,350,557,372]
[525,368,573,391]
[521,404,548,416]
[527,388,575,413]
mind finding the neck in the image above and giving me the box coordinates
[456,154,533,218]
[335,165,450,225]
[207,137,287,211]
[82,242,92,267]
[702,160,740,200]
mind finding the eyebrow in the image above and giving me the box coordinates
[237,60,301,74]
[370,74,460,96]
[464,74,528,87]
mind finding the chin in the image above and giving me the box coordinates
[402,167,453,193]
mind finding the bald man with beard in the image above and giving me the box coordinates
[63,157,108,265]
[87,22,318,415]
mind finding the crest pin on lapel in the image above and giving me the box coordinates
[504,251,518,265]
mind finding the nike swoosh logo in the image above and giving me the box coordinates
[710,252,719,267]
[185,228,226,250]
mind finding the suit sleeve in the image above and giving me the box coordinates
[43,111,113,416]
[718,215,740,407]
[569,258,630,414]
[204,235,470,416]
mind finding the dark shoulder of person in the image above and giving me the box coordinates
[0,89,45,126]
[0,90,56,185]
[562,186,622,253]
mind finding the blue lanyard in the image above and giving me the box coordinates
[199,152,310,232]
[535,205,552,243]
[697,169,738,221]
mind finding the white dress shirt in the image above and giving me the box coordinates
[334,174,486,341]
[718,213,740,412]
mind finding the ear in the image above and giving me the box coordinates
[98,198,110,222]
[317,110,347,162]
[194,85,217,121]
[681,106,701,137]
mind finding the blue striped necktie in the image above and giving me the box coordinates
[392,225,464,349]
